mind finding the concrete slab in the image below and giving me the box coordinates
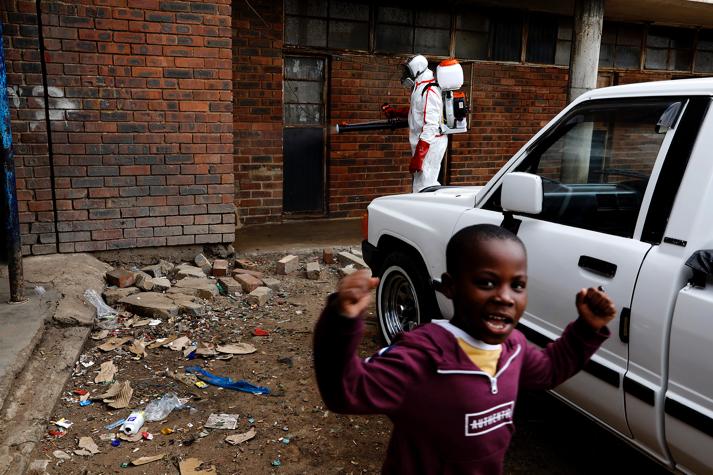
[0,284,58,420]
[0,326,91,475]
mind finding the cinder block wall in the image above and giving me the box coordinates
[3,0,235,255]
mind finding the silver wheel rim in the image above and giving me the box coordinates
[378,265,420,343]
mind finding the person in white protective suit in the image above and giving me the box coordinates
[383,54,448,192]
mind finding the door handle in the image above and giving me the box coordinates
[578,255,617,278]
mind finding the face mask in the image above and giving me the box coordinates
[401,66,415,89]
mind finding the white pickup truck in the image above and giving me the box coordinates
[362,78,713,474]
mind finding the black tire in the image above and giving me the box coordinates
[376,251,438,344]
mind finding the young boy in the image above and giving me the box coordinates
[313,224,616,474]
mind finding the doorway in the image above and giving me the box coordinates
[283,56,327,214]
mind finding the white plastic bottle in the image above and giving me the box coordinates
[120,411,145,435]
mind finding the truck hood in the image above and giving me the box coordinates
[372,186,482,207]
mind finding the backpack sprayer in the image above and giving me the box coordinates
[335,59,469,134]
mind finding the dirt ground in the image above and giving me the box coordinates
[32,248,390,475]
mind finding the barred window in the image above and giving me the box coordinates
[455,12,489,60]
[374,6,450,55]
[526,14,572,65]
[694,29,713,73]
[455,9,522,61]
[285,0,370,51]
[599,23,643,69]
[645,26,694,71]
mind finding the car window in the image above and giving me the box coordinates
[484,99,681,237]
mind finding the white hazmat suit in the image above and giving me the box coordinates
[405,56,448,192]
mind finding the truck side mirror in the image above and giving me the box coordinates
[501,172,543,215]
[685,250,713,288]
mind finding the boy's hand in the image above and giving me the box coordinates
[335,270,379,319]
[575,287,617,331]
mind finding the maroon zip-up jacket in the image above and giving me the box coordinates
[313,299,610,474]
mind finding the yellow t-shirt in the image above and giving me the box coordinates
[457,339,502,376]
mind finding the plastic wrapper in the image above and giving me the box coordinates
[185,366,270,395]
[84,288,118,319]
[144,393,186,422]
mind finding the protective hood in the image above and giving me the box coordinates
[401,54,429,89]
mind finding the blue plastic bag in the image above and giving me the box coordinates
[185,366,270,395]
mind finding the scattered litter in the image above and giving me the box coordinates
[52,418,73,429]
[90,329,109,340]
[168,336,192,351]
[84,288,118,319]
[141,431,154,440]
[247,417,255,425]
[185,366,270,395]
[149,319,162,326]
[195,381,208,389]
[105,418,126,430]
[48,429,66,438]
[97,381,133,409]
[179,457,217,475]
[95,361,118,384]
[111,439,121,447]
[281,436,290,444]
[167,370,200,388]
[118,432,143,442]
[53,450,71,460]
[252,328,270,336]
[225,427,256,445]
[29,459,50,472]
[128,338,147,358]
[75,436,100,456]
[205,413,239,430]
[34,285,46,295]
[216,342,257,355]
[131,454,165,466]
[198,430,210,438]
[97,337,130,352]
[195,341,217,357]
[160,427,174,435]
[79,354,95,368]
[272,457,282,467]
[144,393,185,422]
[148,335,177,349]
[79,400,93,407]
[120,411,145,435]
[131,319,152,327]
[73,389,88,396]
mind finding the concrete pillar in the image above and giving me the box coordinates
[567,0,604,103]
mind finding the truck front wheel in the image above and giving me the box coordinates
[376,252,437,344]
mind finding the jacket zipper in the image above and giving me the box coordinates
[437,344,522,395]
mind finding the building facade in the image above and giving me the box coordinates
[3,0,713,254]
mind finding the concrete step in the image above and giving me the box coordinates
[0,325,90,474]
[0,286,58,419]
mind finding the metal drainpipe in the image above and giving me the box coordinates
[0,21,25,303]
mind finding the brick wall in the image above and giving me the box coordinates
[232,0,283,225]
[4,0,234,255]
[2,1,53,255]
[449,63,569,185]
[329,55,413,217]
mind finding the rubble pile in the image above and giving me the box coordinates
[30,247,384,474]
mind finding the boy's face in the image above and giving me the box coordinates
[442,239,528,345]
